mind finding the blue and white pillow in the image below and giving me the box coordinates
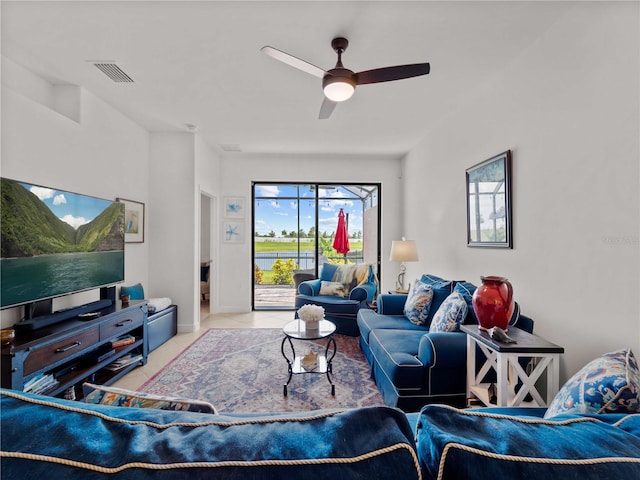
[403,280,433,326]
[82,383,217,414]
[452,281,476,323]
[544,348,640,418]
[429,292,468,332]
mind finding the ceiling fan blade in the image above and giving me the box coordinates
[319,97,337,119]
[261,46,326,79]
[355,63,430,85]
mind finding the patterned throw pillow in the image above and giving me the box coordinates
[82,383,217,414]
[429,292,468,332]
[403,280,434,325]
[453,281,476,323]
[319,281,348,297]
[544,349,640,418]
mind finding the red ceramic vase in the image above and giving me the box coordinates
[472,276,515,332]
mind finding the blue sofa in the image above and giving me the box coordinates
[296,263,378,336]
[2,389,638,479]
[357,274,534,412]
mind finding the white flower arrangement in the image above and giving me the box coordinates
[298,304,324,329]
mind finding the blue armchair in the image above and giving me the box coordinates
[295,263,378,336]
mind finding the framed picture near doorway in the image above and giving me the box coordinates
[117,197,145,243]
[224,197,245,218]
[223,221,244,243]
[465,150,512,248]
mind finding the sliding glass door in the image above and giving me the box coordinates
[252,183,380,310]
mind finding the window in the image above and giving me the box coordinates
[252,183,380,309]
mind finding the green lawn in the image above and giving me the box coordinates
[254,239,363,253]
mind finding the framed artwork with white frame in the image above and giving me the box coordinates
[224,197,245,218]
[223,221,244,243]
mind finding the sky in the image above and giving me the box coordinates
[23,182,112,229]
[254,184,367,237]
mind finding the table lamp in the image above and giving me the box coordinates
[389,238,419,293]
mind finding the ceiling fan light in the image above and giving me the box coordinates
[323,77,355,102]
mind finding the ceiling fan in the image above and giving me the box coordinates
[261,37,430,119]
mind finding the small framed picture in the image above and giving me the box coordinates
[223,221,244,243]
[117,198,145,243]
[224,197,245,218]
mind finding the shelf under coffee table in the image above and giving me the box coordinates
[281,319,337,397]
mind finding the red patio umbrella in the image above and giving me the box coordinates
[333,208,350,260]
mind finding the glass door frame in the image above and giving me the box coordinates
[252,182,381,310]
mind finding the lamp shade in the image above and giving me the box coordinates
[389,239,419,262]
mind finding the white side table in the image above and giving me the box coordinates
[461,325,564,407]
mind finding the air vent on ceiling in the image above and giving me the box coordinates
[90,62,134,83]
[219,144,243,153]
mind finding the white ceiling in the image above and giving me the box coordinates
[1,1,573,157]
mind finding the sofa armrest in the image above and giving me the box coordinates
[377,293,407,315]
[349,282,377,302]
[417,332,468,368]
[298,278,321,296]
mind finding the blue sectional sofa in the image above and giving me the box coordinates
[357,274,534,412]
[2,388,639,479]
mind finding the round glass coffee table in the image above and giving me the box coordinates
[281,319,337,396]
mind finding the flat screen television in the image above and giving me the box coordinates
[1,177,125,311]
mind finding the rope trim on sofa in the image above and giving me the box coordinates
[427,403,601,425]
[437,442,640,480]
[0,443,422,478]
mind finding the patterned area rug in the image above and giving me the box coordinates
[140,328,384,413]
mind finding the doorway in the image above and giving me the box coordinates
[252,183,380,310]
[200,192,215,320]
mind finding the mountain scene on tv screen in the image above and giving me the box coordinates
[1,178,124,258]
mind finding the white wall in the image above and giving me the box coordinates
[216,153,403,312]
[1,59,221,334]
[0,58,150,327]
[196,134,221,316]
[148,133,197,332]
[402,2,639,380]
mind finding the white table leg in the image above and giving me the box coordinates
[496,353,509,406]
[466,335,475,403]
[547,354,560,404]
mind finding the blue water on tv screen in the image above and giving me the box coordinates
[0,178,125,309]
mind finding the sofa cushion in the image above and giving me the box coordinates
[429,292,468,333]
[416,404,640,479]
[0,389,421,480]
[358,309,428,346]
[403,280,433,325]
[419,274,447,285]
[544,348,640,418]
[82,383,217,414]
[369,329,427,389]
[425,281,455,326]
[295,294,361,317]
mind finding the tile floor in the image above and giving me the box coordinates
[111,306,294,391]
